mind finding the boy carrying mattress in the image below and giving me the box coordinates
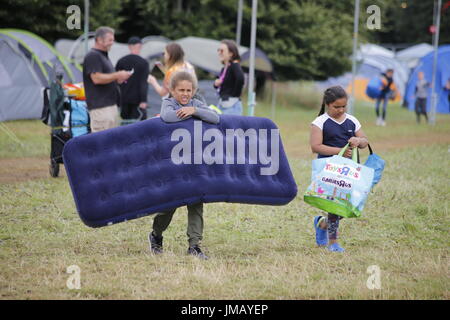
[149,71,219,260]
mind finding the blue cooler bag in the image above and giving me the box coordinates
[366,77,383,99]
[304,144,375,218]
[70,99,89,137]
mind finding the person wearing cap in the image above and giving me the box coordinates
[115,36,150,122]
[83,26,131,132]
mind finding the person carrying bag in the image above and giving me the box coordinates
[307,86,384,252]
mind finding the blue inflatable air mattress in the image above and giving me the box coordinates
[63,115,298,228]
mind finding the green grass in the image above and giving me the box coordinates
[1,97,449,299]
[0,120,51,159]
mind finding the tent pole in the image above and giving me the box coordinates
[236,0,243,46]
[247,0,258,117]
[430,0,441,125]
[349,0,360,115]
[271,80,276,119]
[84,0,89,56]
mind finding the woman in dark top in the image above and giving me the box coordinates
[214,39,245,115]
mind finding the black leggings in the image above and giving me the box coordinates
[327,213,343,240]
[415,98,428,123]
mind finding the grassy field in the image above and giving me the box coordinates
[0,98,449,299]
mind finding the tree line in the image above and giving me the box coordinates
[1,0,449,80]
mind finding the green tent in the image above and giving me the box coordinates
[0,29,82,122]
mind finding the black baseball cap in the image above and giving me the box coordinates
[128,36,142,45]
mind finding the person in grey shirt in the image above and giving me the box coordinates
[160,96,219,124]
[160,71,219,124]
[415,71,429,124]
[149,71,219,260]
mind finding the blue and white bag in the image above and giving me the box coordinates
[70,99,89,137]
[304,144,375,218]
[364,144,385,188]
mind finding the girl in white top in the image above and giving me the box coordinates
[310,86,369,252]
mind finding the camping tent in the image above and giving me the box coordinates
[55,35,273,75]
[55,35,274,114]
[0,36,45,121]
[405,45,450,114]
[354,44,409,100]
[318,44,409,103]
[174,37,273,75]
[55,35,170,68]
[1,29,82,83]
[0,29,83,122]
[56,37,129,67]
[396,43,434,70]
[359,43,395,59]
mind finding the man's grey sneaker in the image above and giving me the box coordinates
[149,232,163,254]
[187,245,209,260]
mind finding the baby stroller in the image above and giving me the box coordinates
[42,75,90,177]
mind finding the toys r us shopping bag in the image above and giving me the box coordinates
[304,145,374,218]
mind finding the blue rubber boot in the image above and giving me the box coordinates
[314,216,328,246]
[328,242,345,252]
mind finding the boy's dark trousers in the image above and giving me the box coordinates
[375,91,391,120]
[152,203,204,247]
[415,97,428,123]
[120,103,147,120]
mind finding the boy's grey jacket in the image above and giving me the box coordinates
[160,97,220,124]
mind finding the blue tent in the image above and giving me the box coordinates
[405,45,450,114]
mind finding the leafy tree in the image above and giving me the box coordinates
[370,0,450,45]
[1,0,448,80]
[255,0,353,80]
[117,0,237,42]
[0,0,123,42]
[118,0,355,80]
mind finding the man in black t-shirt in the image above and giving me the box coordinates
[115,37,150,121]
[83,26,131,132]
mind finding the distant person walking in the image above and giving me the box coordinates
[214,40,245,115]
[375,69,396,126]
[115,36,149,122]
[147,43,196,99]
[83,26,131,132]
[414,71,429,124]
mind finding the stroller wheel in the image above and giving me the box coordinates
[49,160,60,177]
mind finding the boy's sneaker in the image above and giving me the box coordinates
[149,232,163,254]
[314,216,328,246]
[187,245,209,260]
[328,242,345,252]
